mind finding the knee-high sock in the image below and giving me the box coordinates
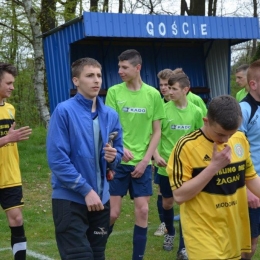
[132,225,147,260]
[10,225,27,260]
[163,208,175,235]
[178,221,185,252]
[157,195,164,223]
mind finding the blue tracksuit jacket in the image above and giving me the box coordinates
[47,93,123,205]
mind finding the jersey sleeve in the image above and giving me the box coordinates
[188,92,207,117]
[105,87,117,111]
[153,90,165,121]
[196,98,207,117]
[245,155,257,180]
[167,139,193,190]
[194,107,204,129]
[239,102,251,135]
[242,135,258,180]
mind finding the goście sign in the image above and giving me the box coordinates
[146,21,208,37]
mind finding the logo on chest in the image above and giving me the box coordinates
[170,125,191,130]
[122,107,146,113]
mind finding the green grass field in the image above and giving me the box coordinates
[0,126,259,259]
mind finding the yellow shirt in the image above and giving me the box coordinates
[0,103,21,188]
[167,130,256,260]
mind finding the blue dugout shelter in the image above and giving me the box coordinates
[41,12,260,113]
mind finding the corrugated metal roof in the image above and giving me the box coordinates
[43,19,85,112]
[40,16,83,38]
[42,12,259,113]
[83,12,260,39]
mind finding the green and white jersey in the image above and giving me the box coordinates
[187,91,207,116]
[106,82,165,165]
[158,101,203,176]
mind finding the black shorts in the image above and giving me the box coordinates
[52,199,110,260]
[158,174,173,198]
[248,207,260,238]
[153,166,160,185]
[0,186,24,211]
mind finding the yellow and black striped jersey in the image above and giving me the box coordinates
[167,129,257,260]
[0,102,21,188]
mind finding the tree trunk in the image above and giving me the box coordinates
[208,0,213,16]
[212,0,217,16]
[181,0,189,15]
[22,0,50,128]
[208,0,217,16]
[103,0,108,12]
[10,0,18,63]
[90,0,99,11]
[63,0,78,22]
[40,0,57,33]
[118,0,123,13]
[190,0,205,16]
[251,0,257,58]
[148,0,154,14]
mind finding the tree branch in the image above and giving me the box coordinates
[57,0,66,5]
[181,0,190,15]
[0,22,32,45]
[13,0,24,6]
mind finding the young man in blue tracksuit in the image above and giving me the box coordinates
[239,60,260,260]
[47,57,123,260]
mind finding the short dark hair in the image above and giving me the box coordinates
[207,95,242,130]
[235,64,249,73]
[0,62,17,81]
[168,72,190,89]
[118,49,142,66]
[71,58,101,78]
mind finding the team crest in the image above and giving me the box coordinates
[234,143,244,158]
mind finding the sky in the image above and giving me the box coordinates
[54,0,256,24]
[101,0,254,17]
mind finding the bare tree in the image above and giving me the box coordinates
[208,0,218,16]
[181,0,189,15]
[180,0,208,16]
[103,0,108,12]
[136,0,161,14]
[10,0,18,63]
[90,0,99,11]
[190,0,205,15]
[58,0,79,22]
[118,0,123,13]
[251,0,258,57]
[40,0,57,33]
[22,0,50,127]
[131,0,177,15]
